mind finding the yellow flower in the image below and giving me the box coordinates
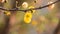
[24,11,32,24]
[28,6,35,13]
[24,6,35,24]
[4,11,11,16]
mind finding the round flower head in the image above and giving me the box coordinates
[22,2,28,9]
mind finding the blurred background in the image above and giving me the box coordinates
[0,0,60,34]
